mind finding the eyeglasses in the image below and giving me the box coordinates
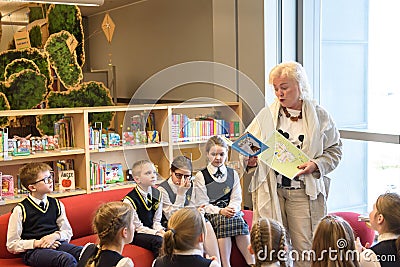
[173,172,192,180]
[31,172,54,185]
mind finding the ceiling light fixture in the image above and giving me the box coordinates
[0,0,104,6]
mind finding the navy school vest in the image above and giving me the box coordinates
[154,254,212,267]
[123,186,161,228]
[370,239,400,267]
[201,167,234,208]
[18,196,61,240]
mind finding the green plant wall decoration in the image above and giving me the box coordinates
[0,70,47,110]
[4,58,40,80]
[0,92,10,127]
[37,81,115,135]
[44,30,83,89]
[29,25,42,48]
[47,4,85,67]
[0,48,52,88]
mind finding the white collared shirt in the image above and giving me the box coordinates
[6,194,73,253]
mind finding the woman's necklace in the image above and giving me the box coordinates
[282,106,302,121]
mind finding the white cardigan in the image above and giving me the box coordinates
[244,98,342,229]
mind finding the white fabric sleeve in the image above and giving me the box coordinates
[6,205,35,253]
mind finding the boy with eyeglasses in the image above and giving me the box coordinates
[6,162,82,267]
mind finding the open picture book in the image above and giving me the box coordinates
[223,130,310,179]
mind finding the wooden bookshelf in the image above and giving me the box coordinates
[0,101,242,214]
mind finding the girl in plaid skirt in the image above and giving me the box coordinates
[194,136,255,267]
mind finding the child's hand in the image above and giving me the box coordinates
[220,207,235,218]
[39,233,60,248]
[155,229,165,237]
[355,237,370,252]
[34,239,44,248]
[50,241,61,249]
[177,177,191,195]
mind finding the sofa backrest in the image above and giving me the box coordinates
[61,188,132,239]
[0,212,20,259]
[0,187,133,259]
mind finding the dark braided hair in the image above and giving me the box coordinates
[85,202,133,267]
[250,218,288,267]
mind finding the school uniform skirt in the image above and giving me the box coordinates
[205,212,249,239]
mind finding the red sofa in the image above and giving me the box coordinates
[0,187,253,267]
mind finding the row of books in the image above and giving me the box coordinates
[171,114,241,143]
[54,116,75,148]
[89,161,124,189]
[131,112,155,132]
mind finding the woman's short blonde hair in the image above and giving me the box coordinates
[269,61,311,100]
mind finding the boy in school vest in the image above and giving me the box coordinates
[123,159,164,257]
[6,162,82,267]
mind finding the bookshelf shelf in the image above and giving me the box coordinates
[0,149,85,166]
[2,189,87,205]
[89,142,169,154]
[0,102,242,214]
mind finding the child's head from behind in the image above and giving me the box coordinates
[93,201,134,247]
[205,136,228,167]
[19,162,53,194]
[161,207,204,258]
[250,218,288,267]
[132,159,157,187]
[312,215,359,267]
[370,192,400,235]
[170,156,192,185]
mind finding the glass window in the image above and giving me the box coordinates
[301,0,400,213]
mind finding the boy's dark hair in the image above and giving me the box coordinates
[19,162,52,191]
[170,156,192,173]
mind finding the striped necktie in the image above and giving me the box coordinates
[146,193,152,205]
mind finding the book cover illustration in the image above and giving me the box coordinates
[105,163,124,184]
[59,170,75,191]
[1,174,14,197]
[258,130,310,179]
[230,132,269,157]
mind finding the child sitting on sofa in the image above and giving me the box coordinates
[194,135,255,267]
[153,207,221,267]
[6,162,82,267]
[158,155,220,263]
[78,201,135,267]
[123,159,164,257]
